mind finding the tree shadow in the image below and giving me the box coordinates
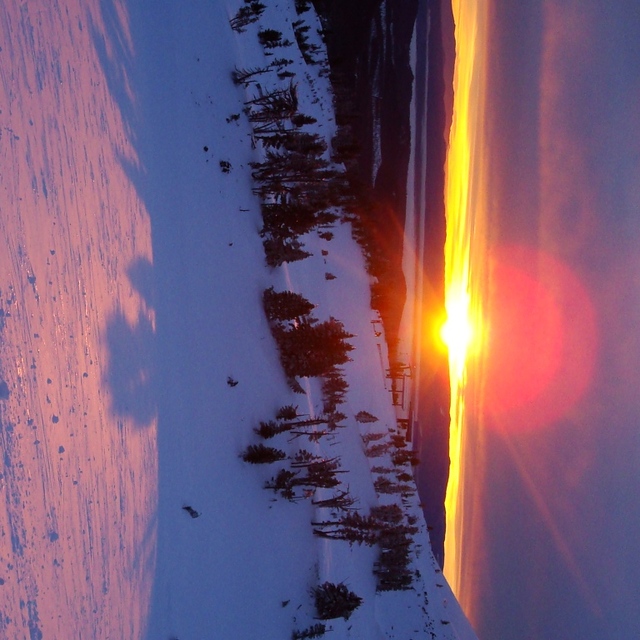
[127,256,156,309]
[87,0,137,136]
[88,2,231,636]
[104,257,157,428]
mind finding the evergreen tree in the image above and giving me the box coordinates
[313,582,362,620]
[260,200,319,238]
[263,237,312,267]
[254,420,292,439]
[263,286,315,322]
[295,457,343,489]
[246,82,298,110]
[264,468,297,500]
[391,449,420,466]
[272,317,354,378]
[312,489,357,511]
[231,64,272,85]
[229,1,266,31]
[321,367,349,411]
[241,443,287,464]
[373,476,413,495]
[369,504,403,524]
[258,131,326,157]
[251,149,332,184]
[374,531,414,591]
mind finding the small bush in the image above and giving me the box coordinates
[361,432,385,444]
[258,28,284,48]
[272,57,294,68]
[291,449,321,465]
[287,377,306,394]
[292,624,326,639]
[370,465,393,474]
[276,404,299,420]
[389,434,406,448]
[365,442,390,458]
[326,411,346,430]
[355,411,378,424]
[295,0,311,13]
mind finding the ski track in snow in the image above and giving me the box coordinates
[0,0,477,638]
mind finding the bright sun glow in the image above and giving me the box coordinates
[440,288,474,380]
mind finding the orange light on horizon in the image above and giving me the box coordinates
[439,285,478,381]
[442,0,490,616]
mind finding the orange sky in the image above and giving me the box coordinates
[442,0,490,612]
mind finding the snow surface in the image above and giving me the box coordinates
[0,0,478,637]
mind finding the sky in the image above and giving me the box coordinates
[444,1,640,638]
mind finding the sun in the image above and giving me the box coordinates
[440,289,474,380]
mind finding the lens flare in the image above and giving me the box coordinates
[484,246,597,432]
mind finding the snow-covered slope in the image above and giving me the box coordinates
[0,0,477,637]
